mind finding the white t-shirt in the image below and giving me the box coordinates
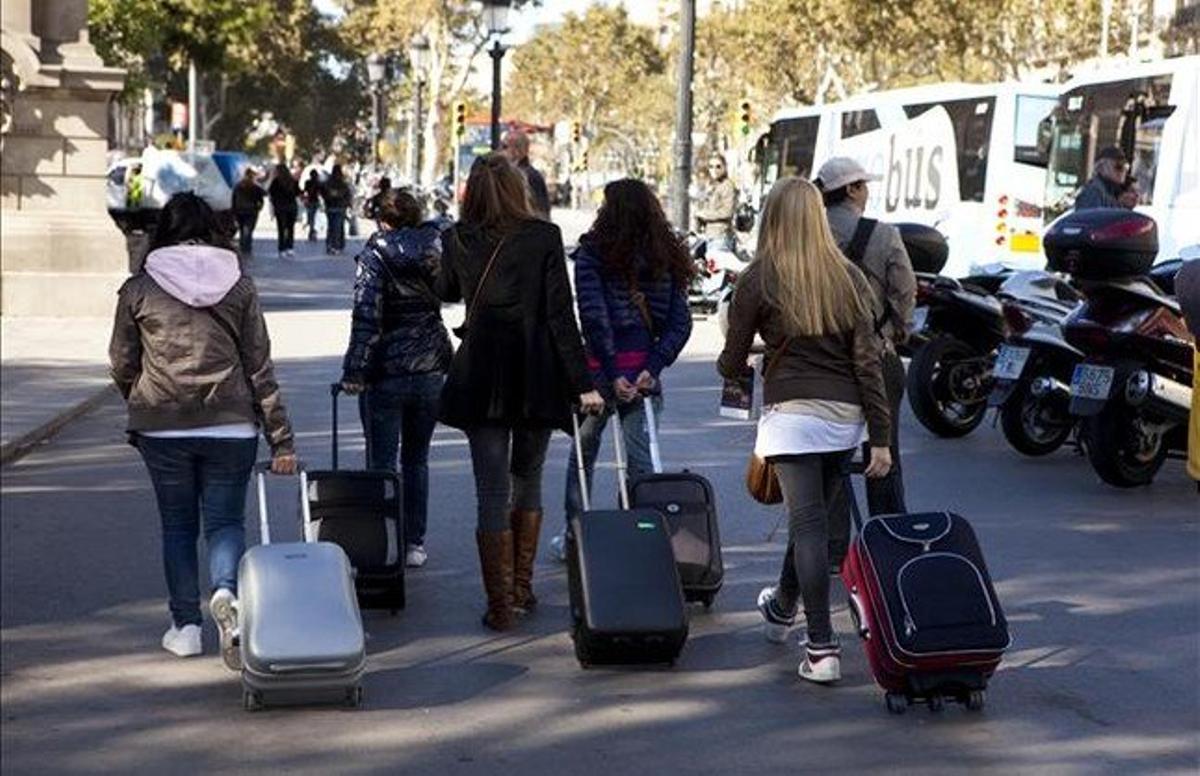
[140,423,259,440]
[754,400,866,458]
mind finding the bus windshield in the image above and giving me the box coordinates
[767,116,819,185]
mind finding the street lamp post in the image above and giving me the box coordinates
[482,0,512,151]
[365,52,387,166]
[670,0,696,230]
[409,33,430,187]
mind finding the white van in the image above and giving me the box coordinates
[759,81,1061,277]
[1037,56,1200,262]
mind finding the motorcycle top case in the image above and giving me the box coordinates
[1044,208,1158,279]
[842,511,1009,692]
[567,508,688,666]
[629,472,723,603]
[238,540,366,705]
[897,222,949,275]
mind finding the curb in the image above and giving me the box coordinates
[0,385,116,467]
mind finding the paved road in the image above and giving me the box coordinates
[1,234,1197,775]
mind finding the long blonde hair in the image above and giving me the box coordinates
[756,177,870,336]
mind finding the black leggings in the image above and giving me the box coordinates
[773,450,853,647]
[466,425,552,533]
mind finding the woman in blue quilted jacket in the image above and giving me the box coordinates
[550,178,694,561]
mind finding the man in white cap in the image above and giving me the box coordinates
[815,157,916,565]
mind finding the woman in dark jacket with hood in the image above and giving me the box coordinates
[551,178,693,561]
[341,190,451,568]
[437,153,603,631]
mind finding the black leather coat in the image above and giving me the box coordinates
[342,225,452,382]
[436,220,592,432]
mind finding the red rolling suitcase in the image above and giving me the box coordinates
[840,466,1009,714]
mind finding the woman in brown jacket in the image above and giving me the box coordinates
[109,193,296,668]
[437,154,603,631]
[718,177,892,684]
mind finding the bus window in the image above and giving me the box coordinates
[1013,94,1058,166]
[840,109,880,139]
[773,116,820,180]
[904,97,996,202]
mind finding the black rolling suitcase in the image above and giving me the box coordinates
[566,409,688,667]
[629,397,723,607]
[304,383,406,613]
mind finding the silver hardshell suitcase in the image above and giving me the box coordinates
[238,464,366,711]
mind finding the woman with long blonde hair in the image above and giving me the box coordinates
[718,176,892,684]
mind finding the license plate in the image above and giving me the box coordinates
[1070,364,1115,401]
[910,306,929,333]
[992,346,1031,381]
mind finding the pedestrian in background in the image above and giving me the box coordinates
[303,169,322,241]
[232,168,265,256]
[108,192,296,668]
[696,153,738,251]
[340,190,451,569]
[501,129,551,218]
[815,156,915,565]
[436,153,602,632]
[321,164,353,255]
[363,176,393,223]
[267,163,300,258]
[551,178,693,562]
[718,176,891,685]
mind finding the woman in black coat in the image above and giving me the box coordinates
[437,153,603,631]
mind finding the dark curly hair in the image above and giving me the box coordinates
[586,178,692,287]
[150,192,235,251]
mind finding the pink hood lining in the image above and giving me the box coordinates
[145,245,242,308]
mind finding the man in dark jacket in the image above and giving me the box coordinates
[232,168,265,256]
[267,164,300,258]
[1074,146,1131,210]
[302,170,322,240]
[502,129,551,218]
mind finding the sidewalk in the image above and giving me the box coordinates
[0,317,115,465]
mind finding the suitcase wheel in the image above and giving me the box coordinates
[965,689,985,712]
[885,692,907,715]
[344,686,364,709]
[243,689,263,712]
[700,593,715,610]
[927,694,945,713]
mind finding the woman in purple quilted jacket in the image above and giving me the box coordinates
[550,178,694,561]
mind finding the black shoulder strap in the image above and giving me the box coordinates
[844,217,877,266]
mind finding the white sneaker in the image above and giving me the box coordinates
[549,532,568,563]
[756,586,796,644]
[405,545,428,568]
[161,624,202,657]
[209,588,241,671]
[798,643,842,684]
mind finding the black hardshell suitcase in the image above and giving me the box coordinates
[628,397,723,607]
[566,409,688,667]
[304,383,406,613]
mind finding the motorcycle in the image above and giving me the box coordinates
[987,274,1084,456]
[688,234,749,316]
[1049,209,1194,488]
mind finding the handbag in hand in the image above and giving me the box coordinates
[744,337,793,505]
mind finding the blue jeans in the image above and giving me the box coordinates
[137,436,258,627]
[564,395,663,525]
[305,204,319,239]
[326,208,346,251]
[360,373,442,547]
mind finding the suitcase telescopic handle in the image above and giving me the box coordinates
[253,465,314,546]
[570,405,631,512]
[840,458,868,532]
[330,382,373,472]
[641,393,663,475]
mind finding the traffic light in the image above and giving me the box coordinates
[572,121,581,144]
[739,100,752,136]
[454,102,467,139]
[581,150,589,169]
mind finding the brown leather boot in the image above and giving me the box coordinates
[476,530,515,631]
[510,509,543,613]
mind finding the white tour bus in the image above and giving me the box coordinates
[757,81,1061,277]
[1036,56,1200,263]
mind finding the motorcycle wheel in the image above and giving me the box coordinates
[906,336,990,438]
[1083,404,1167,488]
[999,377,1073,457]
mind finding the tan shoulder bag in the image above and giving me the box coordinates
[744,337,793,505]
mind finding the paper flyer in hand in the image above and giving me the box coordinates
[719,368,755,420]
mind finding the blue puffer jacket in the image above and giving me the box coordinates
[342,225,452,381]
[572,237,692,397]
